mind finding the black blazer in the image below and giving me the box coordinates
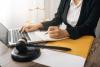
[42,0,100,39]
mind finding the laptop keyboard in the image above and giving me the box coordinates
[9,29,30,43]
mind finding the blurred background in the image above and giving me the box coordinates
[0,0,99,38]
[0,0,60,29]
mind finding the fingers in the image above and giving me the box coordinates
[20,26,33,32]
[23,27,34,32]
[47,26,68,39]
[19,26,24,33]
[19,22,43,33]
[19,24,32,33]
[48,26,60,38]
[19,23,39,33]
[48,26,59,34]
[49,33,59,39]
[48,26,58,31]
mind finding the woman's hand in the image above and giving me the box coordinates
[20,22,43,32]
[47,26,69,39]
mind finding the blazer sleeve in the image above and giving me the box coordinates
[42,0,67,30]
[67,0,100,39]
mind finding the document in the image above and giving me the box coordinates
[28,30,67,42]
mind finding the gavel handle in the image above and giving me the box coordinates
[27,43,71,51]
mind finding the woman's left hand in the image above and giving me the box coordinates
[47,26,69,39]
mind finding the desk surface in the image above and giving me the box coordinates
[47,36,94,58]
[0,42,48,67]
[0,41,85,67]
[0,37,97,67]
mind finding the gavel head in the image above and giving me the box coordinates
[16,37,27,53]
[11,38,41,62]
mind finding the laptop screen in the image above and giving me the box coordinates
[0,23,9,45]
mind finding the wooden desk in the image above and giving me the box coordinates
[0,38,100,67]
[0,42,48,67]
[47,36,94,58]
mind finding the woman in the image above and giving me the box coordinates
[20,0,100,39]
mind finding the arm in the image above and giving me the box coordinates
[67,0,100,39]
[20,0,67,33]
[42,0,67,30]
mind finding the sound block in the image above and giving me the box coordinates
[11,47,41,62]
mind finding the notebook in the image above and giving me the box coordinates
[0,23,67,47]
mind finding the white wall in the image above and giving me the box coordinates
[44,0,60,20]
[0,0,32,29]
[10,0,33,29]
[30,0,45,23]
[0,0,60,29]
[0,0,45,29]
[0,0,12,28]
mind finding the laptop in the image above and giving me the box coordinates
[0,23,30,46]
[0,23,67,47]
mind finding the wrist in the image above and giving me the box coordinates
[36,23,43,29]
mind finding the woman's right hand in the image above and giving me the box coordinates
[20,22,43,33]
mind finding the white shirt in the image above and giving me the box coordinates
[67,0,83,27]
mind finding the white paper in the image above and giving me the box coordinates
[28,30,67,42]
[34,49,86,67]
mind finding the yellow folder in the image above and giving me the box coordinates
[47,36,94,58]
